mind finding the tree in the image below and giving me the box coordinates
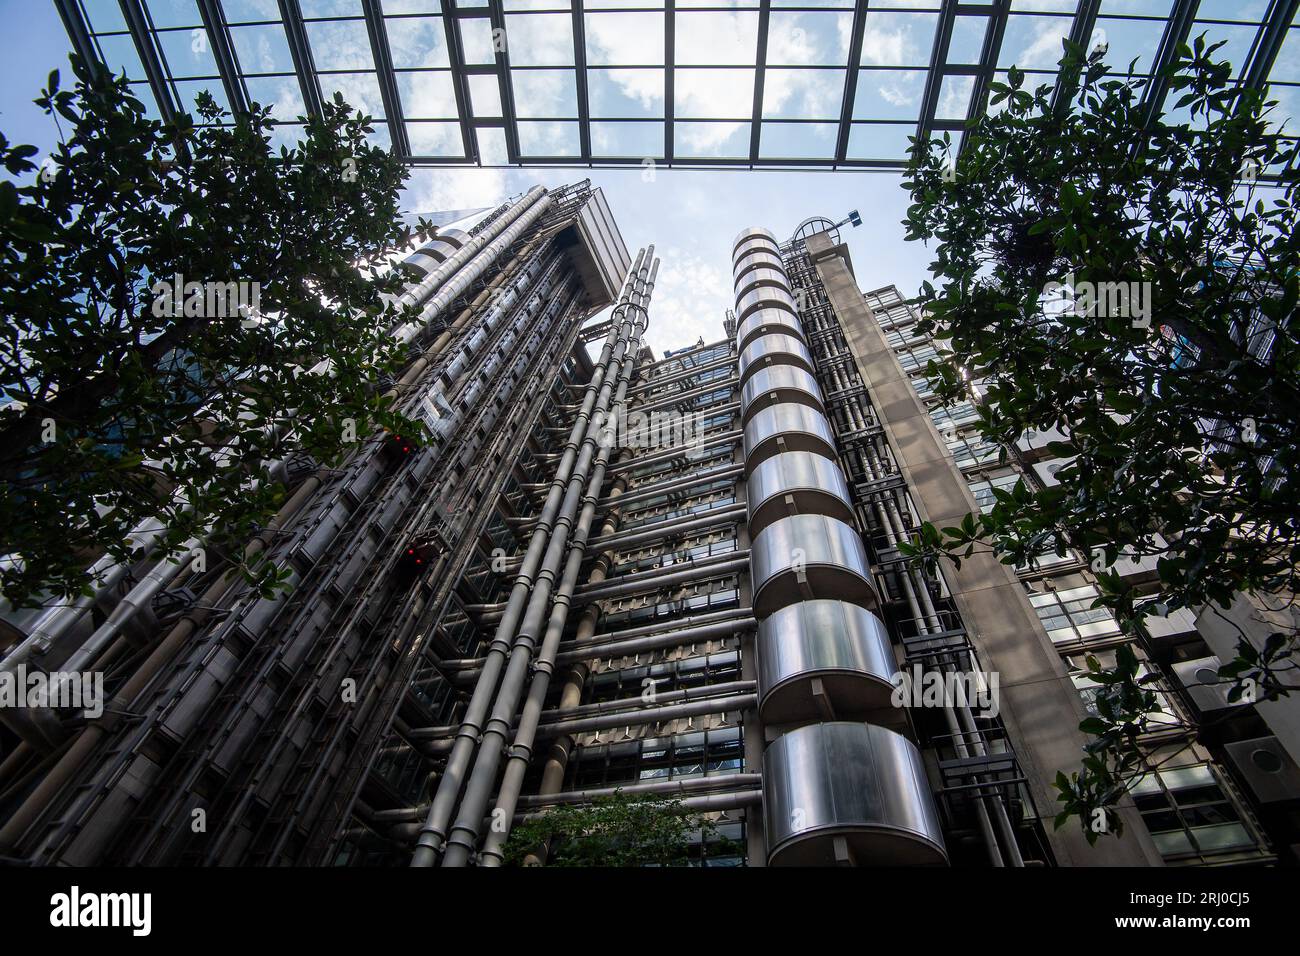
[900,37,1299,842]
[0,55,431,610]
[502,792,725,867]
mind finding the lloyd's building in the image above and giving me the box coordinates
[0,184,1168,866]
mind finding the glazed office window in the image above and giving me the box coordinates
[613,540,737,577]
[1028,584,1122,644]
[626,449,735,486]
[588,650,742,704]
[599,581,741,629]
[567,726,744,790]
[947,432,1001,470]
[1069,656,1182,730]
[621,487,737,529]
[967,471,1020,513]
[1130,762,1258,860]
[930,402,979,431]
[688,819,746,867]
[897,345,939,372]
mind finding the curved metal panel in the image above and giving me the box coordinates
[733,250,787,285]
[743,404,837,471]
[763,722,948,866]
[757,600,897,725]
[741,365,824,425]
[736,308,805,352]
[750,513,877,617]
[735,268,793,303]
[733,226,780,254]
[736,285,798,323]
[746,450,854,537]
[739,333,815,385]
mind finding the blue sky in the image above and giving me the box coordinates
[0,0,935,355]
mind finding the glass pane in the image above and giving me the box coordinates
[1196,0,1269,22]
[222,0,284,23]
[517,120,580,154]
[96,34,147,80]
[675,68,754,118]
[300,0,362,16]
[1271,29,1300,83]
[468,74,503,116]
[407,121,464,156]
[173,78,231,116]
[398,72,459,118]
[476,126,509,163]
[1093,17,1169,75]
[459,17,499,64]
[87,2,130,33]
[320,72,386,117]
[590,120,664,157]
[157,28,219,79]
[947,15,988,64]
[511,69,578,116]
[144,0,203,28]
[935,73,975,121]
[999,15,1074,71]
[230,23,297,75]
[588,68,664,117]
[267,122,307,152]
[386,0,446,11]
[860,12,938,68]
[673,120,750,157]
[675,11,760,66]
[766,11,852,66]
[1189,21,1263,78]
[762,69,845,120]
[854,69,927,120]
[387,17,452,68]
[845,122,915,160]
[244,76,307,121]
[503,13,574,65]
[759,121,837,159]
[306,20,377,72]
[586,12,665,65]
[128,82,162,121]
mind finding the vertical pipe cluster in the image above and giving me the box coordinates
[730,227,947,866]
[410,247,658,867]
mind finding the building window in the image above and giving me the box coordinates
[1130,761,1259,861]
[1028,584,1121,644]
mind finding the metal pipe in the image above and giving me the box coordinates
[517,772,762,808]
[606,431,742,476]
[438,254,659,867]
[583,503,747,552]
[0,468,327,852]
[531,692,756,740]
[409,248,654,867]
[439,608,754,672]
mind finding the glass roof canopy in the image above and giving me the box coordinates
[56,0,1300,171]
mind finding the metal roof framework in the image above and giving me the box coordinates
[56,0,1300,173]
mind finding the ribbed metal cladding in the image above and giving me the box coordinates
[736,308,806,352]
[730,225,946,868]
[762,722,948,866]
[738,333,816,384]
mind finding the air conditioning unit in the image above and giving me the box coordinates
[1170,655,1246,713]
[1224,736,1300,804]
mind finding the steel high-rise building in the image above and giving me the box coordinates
[3,184,1297,867]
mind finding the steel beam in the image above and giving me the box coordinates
[361,0,411,155]
[278,0,324,117]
